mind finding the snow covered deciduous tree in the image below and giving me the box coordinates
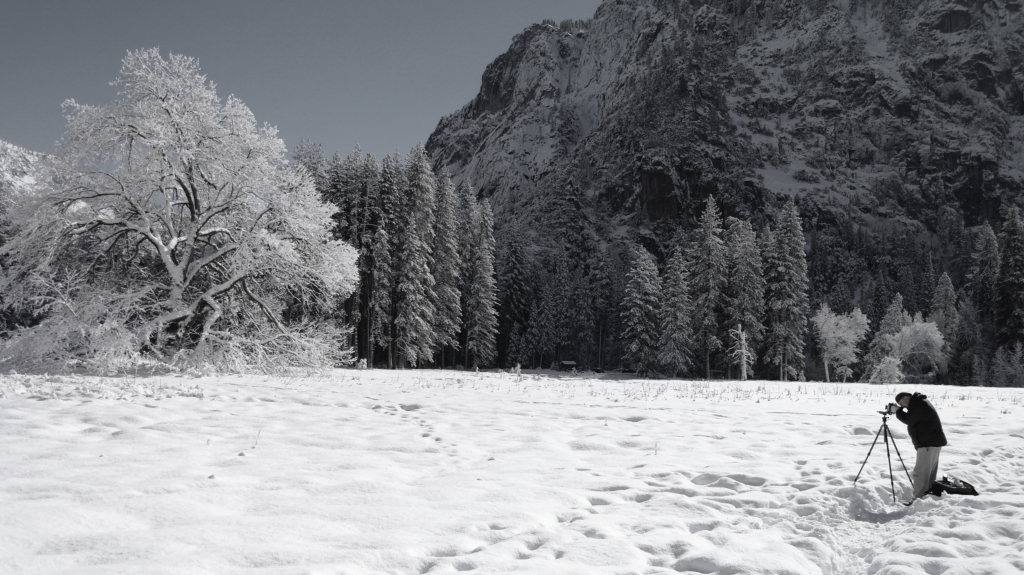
[465,199,499,366]
[687,196,727,379]
[621,249,662,376]
[862,293,911,379]
[810,304,870,382]
[885,318,946,379]
[763,198,810,380]
[393,145,437,367]
[995,206,1024,348]
[723,217,765,378]
[0,49,358,372]
[657,247,693,377]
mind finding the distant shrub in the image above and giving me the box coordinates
[991,343,1024,387]
[793,169,821,183]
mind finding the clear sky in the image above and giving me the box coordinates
[0,0,602,160]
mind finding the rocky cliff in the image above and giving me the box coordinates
[427,0,1024,284]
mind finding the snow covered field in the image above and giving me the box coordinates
[1,370,1022,575]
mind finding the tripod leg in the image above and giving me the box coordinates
[888,427,914,487]
[853,422,887,485]
[884,425,896,504]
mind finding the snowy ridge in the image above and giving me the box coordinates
[1,370,1022,574]
[427,0,1024,245]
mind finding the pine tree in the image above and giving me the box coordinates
[763,198,810,380]
[589,252,615,370]
[524,300,548,368]
[621,249,662,376]
[499,227,532,366]
[292,139,328,195]
[723,217,765,378]
[544,259,575,361]
[465,199,499,366]
[329,147,364,244]
[552,178,587,262]
[657,248,693,376]
[377,153,406,368]
[920,251,936,314]
[501,230,531,329]
[457,179,480,366]
[862,293,911,380]
[355,153,381,362]
[393,145,437,367]
[369,226,392,356]
[430,168,462,365]
[687,196,727,379]
[929,272,959,342]
[968,223,1001,321]
[567,265,596,365]
[996,206,1024,348]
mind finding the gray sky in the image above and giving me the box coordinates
[0,0,601,160]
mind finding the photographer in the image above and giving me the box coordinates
[890,391,947,503]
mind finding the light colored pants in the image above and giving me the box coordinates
[912,446,941,499]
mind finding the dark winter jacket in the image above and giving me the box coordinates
[895,393,947,449]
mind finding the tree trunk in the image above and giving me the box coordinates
[823,360,830,383]
[705,350,710,380]
[739,324,747,382]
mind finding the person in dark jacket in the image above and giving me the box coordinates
[892,391,947,502]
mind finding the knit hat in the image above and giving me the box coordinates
[895,392,912,403]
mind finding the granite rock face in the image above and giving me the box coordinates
[427,0,1024,258]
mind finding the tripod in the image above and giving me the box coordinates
[853,410,914,504]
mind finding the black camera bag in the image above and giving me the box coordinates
[927,476,979,497]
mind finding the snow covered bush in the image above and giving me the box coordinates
[0,49,358,373]
[869,356,904,385]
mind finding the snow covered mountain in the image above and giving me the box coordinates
[0,139,44,201]
[427,0,1024,264]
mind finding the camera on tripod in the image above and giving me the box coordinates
[855,404,913,504]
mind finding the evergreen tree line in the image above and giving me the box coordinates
[804,199,1024,386]
[293,142,499,369]
[494,189,1024,386]
[617,196,810,380]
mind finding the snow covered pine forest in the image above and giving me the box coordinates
[2,1,1024,572]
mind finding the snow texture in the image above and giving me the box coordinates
[2,371,1023,574]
